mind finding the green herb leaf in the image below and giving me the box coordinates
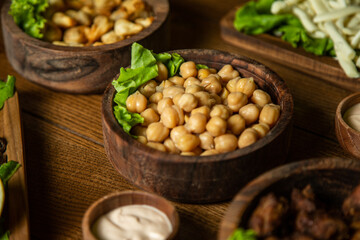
[0,161,21,184]
[196,64,209,70]
[9,0,48,39]
[0,76,16,110]
[113,105,144,135]
[227,228,257,240]
[153,52,185,77]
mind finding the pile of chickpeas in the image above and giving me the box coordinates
[126,61,281,156]
[43,0,153,46]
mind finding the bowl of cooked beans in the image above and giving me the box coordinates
[218,157,360,240]
[1,0,169,93]
[102,49,293,203]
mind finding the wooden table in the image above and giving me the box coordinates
[0,0,356,239]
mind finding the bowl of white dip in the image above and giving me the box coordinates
[82,191,179,240]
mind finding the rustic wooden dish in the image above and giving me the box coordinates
[220,7,360,92]
[335,92,360,159]
[0,92,30,240]
[1,0,169,94]
[102,49,294,203]
[218,157,360,240]
[82,190,179,240]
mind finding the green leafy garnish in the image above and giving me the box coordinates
[153,52,185,77]
[0,161,21,184]
[233,0,334,56]
[196,64,209,70]
[9,0,48,39]
[228,228,257,240]
[0,76,16,110]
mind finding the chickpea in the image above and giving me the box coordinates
[161,107,180,129]
[251,89,272,108]
[236,77,256,98]
[238,128,259,148]
[226,77,240,93]
[201,75,222,94]
[172,93,183,106]
[163,85,185,99]
[225,92,248,112]
[210,93,222,104]
[185,84,204,94]
[184,77,201,88]
[206,116,227,137]
[126,91,147,113]
[227,114,246,135]
[163,138,180,154]
[175,134,200,152]
[218,64,240,82]
[146,122,169,142]
[141,108,159,126]
[159,80,174,89]
[201,149,219,156]
[181,152,196,156]
[259,104,280,127]
[209,68,217,74]
[194,91,216,108]
[147,142,167,152]
[172,105,185,125]
[149,92,163,103]
[177,93,198,112]
[186,113,207,134]
[239,104,260,126]
[137,135,148,145]
[198,68,211,80]
[139,80,157,98]
[147,103,158,114]
[168,76,185,86]
[157,97,173,115]
[220,88,230,102]
[131,125,147,137]
[252,123,270,138]
[214,134,238,153]
[155,62,168,81]
[184,114,190,123]
[210,104,232,120]
[170,126,189,143]
[180,61,198,79]
[199,131,214,150]
[191,106,210,119]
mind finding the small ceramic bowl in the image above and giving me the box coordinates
[218,157,360,240]
[335,92,360,159]
[1,0,169,94]
[82,191,179,240]
[101,49,294,203]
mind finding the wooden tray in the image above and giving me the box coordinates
[0,92,30,240]
[220,7,360,92]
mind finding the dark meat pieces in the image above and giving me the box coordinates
[343,185,360,218]
[291,185,316,213]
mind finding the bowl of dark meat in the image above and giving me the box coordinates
[219,157,360,240]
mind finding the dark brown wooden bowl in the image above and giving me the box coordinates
[101,49,294,203]
[1,0,169,94]
[335,92,360,159]
[82,191,179,240]
[218,157,360,240]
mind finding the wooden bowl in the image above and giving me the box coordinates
[335,92,360,159]
[82,191,179,240]
[1,0,169,94]
[218,157,360,240]
[101,49,294,203]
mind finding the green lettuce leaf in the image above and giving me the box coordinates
[0,76,16,110]
[0,230,9,240]
[228,228,257,240]
[9,0,48,39]
[196,64,209,70]
[233,0,334,56]
[0,161,21,184]
[153,52,185,77]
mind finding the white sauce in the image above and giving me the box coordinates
[343,103,360,131]
[91,204,173,240]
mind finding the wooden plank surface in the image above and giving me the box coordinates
[0,92,30,240]
[0,0,358,239]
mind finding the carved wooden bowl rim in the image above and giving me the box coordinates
[218,157,360,240]
[1,0,169,52]
[336,92,360,137]
[102,48,294,163]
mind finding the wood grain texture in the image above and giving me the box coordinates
[218,157,360,240]
[0,0,358,239]
[220,7,360,92]
[335,92,360,159]
[1,0,170,94]
[102,49,294,203]
[0,92,30,240]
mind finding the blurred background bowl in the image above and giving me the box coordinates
[1,0,169,94]
[101,49,294,203]
[82,190,179,240]
[218,157,360,240]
